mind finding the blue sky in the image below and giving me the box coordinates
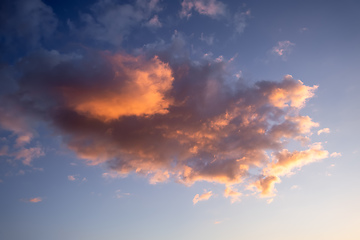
[1,0,360,239]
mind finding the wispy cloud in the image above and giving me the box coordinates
[271,40,295,60]
[68,0,162,46]
[317,128,330,135]
[13,147,44,166]
[68,175,76,181]
[193,190,213,204]
[145,15,162,28]
[330,152,342,158]
[180,0,226,19]
[224,186,241,203]
[22,197,43,203]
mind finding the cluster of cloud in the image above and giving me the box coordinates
[0,0,329,203]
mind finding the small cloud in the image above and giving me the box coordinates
[228,53,238,63]
[145,15,162,28]
[329,164,335,167]
[180,0,226,19]
[17,170,25,175]
[70,162,77,166]
[271,40,295,60]
[290,185,299,190]
[102,171,125,179]
[149,170,170,184]
[68,175,76,181]
[214,221,222,224]
[299,27,308,33]
[193,190,213,205]
[0,179,3,183]
[233,9,251,34]
[15,134,33,147]
[22,197,42,203]
[224,186,241,203]
[200,33,214,45]
[330,152,342,158]
[215,55,224,62]
[13,147,44,166]
[266,198,274,204]
[82,177,87,182]
[115,190,131,199]
[317,128,330,135]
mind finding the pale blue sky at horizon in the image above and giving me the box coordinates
[0,0,359,239]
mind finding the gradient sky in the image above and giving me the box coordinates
[1,0,360,239]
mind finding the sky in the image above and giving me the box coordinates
[0,0,360,239]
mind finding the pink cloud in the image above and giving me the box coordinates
[68,175,76,181]
[271,41,295,60]
[146,15,162,28]
[13,147,44,166]
[317,128,330,135]
[180,0,226,19]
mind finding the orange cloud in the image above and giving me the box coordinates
[267,143,329,177]
[64,55,174,122]
[224,186,241,203]
[253,175,281,197]
[22,197,42,203]
[267,75,318,109]
[193,190,213,204]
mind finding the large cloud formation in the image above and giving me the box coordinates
[0,38,327,198]
[0,0,328,201]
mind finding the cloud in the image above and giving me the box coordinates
[233,9,251,34]
[115,189,131,199]
[330,152,342,158]
[224,186,241,203]
[13,147,44,166]
[200,33,214,45]
[70,0,161,46]
[299,27,308,33]
[68,175,76,181]
[0,33,325,199]
[0,0,58,50]
[180,0,226,19]
[193,190,213,204]
[145,15,162,28]
[317,128,330,135]
[22,197,42,203]
[271,41,295,60]
[255,143,328,196]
